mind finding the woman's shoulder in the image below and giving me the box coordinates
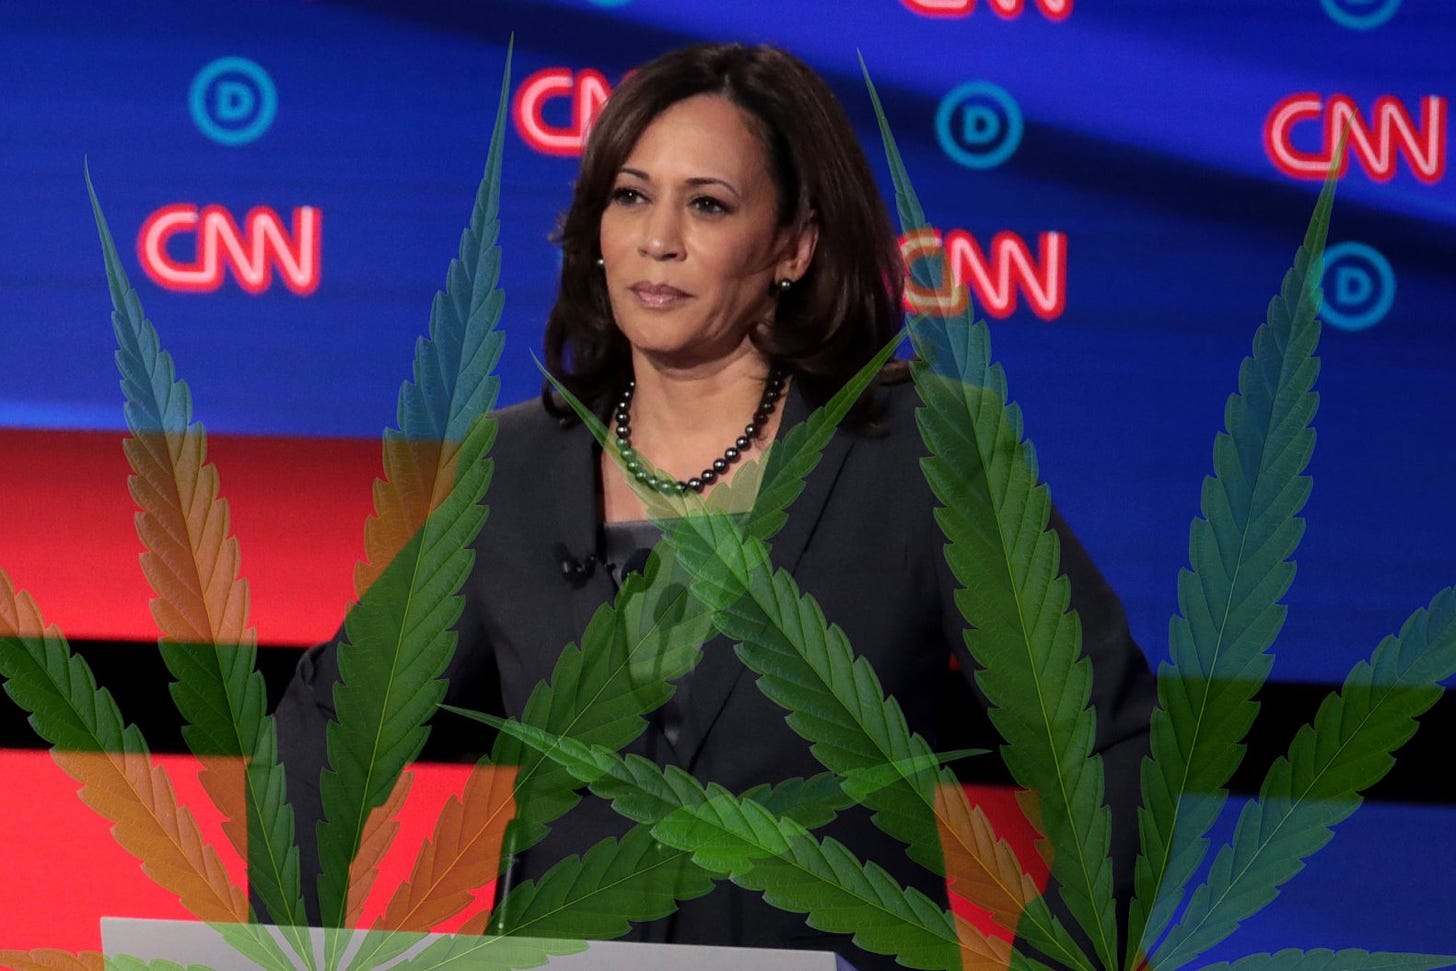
[490,395,577,444]
[493,394,557,430]
[482,396,584,478]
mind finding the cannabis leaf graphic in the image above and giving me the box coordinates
[3,45,1454,971]
[443,60,1456,971]
[1,42,515,971]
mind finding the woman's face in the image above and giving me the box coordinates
[598,94,815,373]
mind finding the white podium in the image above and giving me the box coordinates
[101,918,858,970]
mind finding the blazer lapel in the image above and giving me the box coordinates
[676,384,858,770]
[547,418,616,641]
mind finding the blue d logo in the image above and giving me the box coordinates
[1321,242,1396,331]
[935,81,1023,170]
[1321,0,1402,30]
[189,57,277,146]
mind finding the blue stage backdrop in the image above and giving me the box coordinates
[1,0,1452,961]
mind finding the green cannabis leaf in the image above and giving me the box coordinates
[314,41,512,971]
[103,957,215,971]
[548,335,967,892]
[746,328,903,542]
[0,577,296,971]
[0,577,245,923]
[490,824,715,940]
[862,59,1112,971]
[467,335,904,943]
[479,715,970,971]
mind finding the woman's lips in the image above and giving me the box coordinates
[630,282,690,308]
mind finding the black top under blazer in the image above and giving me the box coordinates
[274,378,1156,970]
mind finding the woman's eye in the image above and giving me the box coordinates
[610,187,645,206]
[691,196,730,216]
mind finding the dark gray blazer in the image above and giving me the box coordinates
[275,379,1155,969]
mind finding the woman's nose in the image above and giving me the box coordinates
[639,206,683,259]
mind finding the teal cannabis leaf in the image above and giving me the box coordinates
[85,162,314,970]
[314,268,497,940]
[1153,587,1456,969]
[1127,129,1333,966]
[1197,949,1456,971]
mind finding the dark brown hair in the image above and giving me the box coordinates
[542,42,906,422]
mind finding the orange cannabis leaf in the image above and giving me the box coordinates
[0,949,104,971]
[127,431,252,645]
[125,428,257,859]
[457,903,492,937]
[0,579,247,925]
[376,762,517,932]
[347,767,415,926]
[52,747,247,923]
[935,783,1040,939]
[952,914,1015,971]
[354,436,457,599]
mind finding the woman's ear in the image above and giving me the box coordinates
[777,213,819,283]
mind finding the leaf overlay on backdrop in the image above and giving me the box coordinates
[311,39,511,971]
[0,575,256,959]
[85,160,313,970]
[2,48,1455,971]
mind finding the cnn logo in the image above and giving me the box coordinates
[900,0,1071,19]
[138,204,321,296]
[513,67,613,156]
[900,227,1067,320]
[1265,93,1447,184]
